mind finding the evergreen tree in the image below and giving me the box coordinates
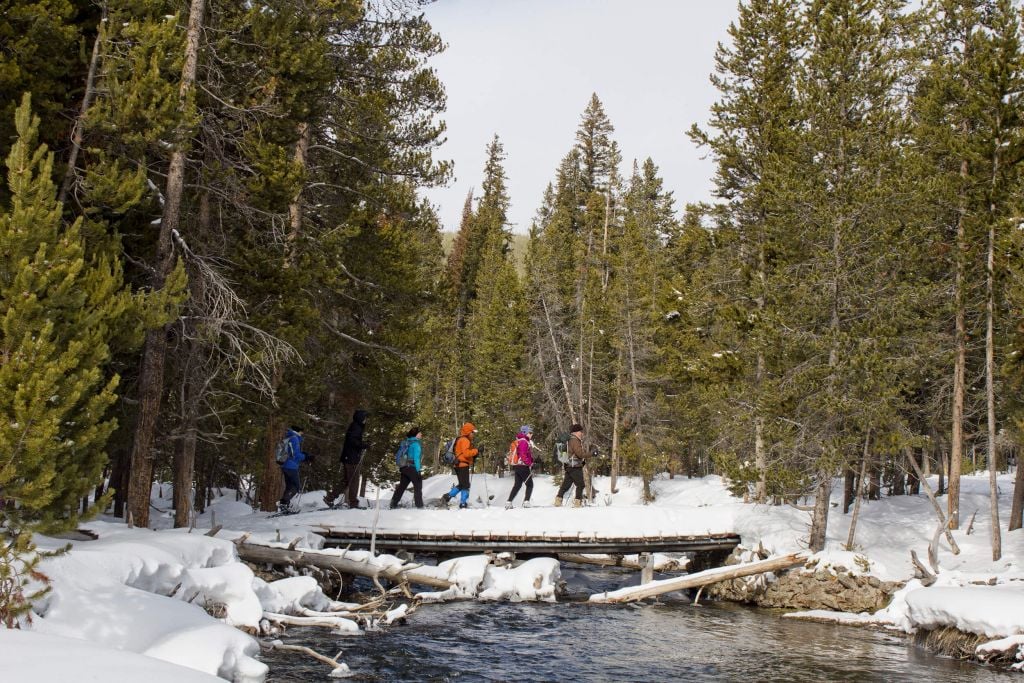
[610,159,675,500]
[787,0,918,551]
[688,0,805,503]
[464,229,532,462]
[915,0,1024,556]
[0,95,133,532]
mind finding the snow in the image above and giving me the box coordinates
[905,585,1024,638]
[0,629,224,682]
[8,469,1021,678]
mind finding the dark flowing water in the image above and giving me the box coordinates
[262,566,1014,682]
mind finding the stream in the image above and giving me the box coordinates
[261,565,1015,682]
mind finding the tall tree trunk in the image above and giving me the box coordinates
[610,356,622,494]
[906,447,920,495]
[811,215,842,550]
[809,469,832,552]
[109,448,127,518]
[258,121,311,511]
[58,3,106,204]
[868,456,881,501]
[843,467,855,514]
[126,0,207,528]
[846,431,871,550]
[540,295,577,423]
[1009,449,1024,531]
[173,349,201,528]
[259,414,283,510]
[949,153,969,530]
[985,143,1001,560]
[753,238,768,503]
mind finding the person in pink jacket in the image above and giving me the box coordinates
[505,425,535,509]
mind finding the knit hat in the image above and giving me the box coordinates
[570,423,584,433]
[520,425,533,435]
[406,426,420,438]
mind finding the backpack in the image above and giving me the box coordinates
[554,433,570,465]
[395,438,412,468]
[506,439,522,467]
[274,436,294,465]
[441,437,457,465]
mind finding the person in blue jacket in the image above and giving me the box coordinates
[389,427,424,509]
[278,426,310,512]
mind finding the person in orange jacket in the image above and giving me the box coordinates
[441,422,479,509]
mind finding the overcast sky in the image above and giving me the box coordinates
[419,0,740,234]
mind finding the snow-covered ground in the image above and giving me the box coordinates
[3,469,1020,679]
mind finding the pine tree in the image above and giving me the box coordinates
[464,229,532,462]
[0,94,132,533]
[611,159,676,500]
[787,0,918,551]
[688,0,804,503]
[916,0,1024,556]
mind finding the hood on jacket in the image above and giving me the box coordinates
[353,409,369,424]
[459,422,476,437]
[516,431,530,440]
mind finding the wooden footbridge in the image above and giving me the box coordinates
[316,528,742,568]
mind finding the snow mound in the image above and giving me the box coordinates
[0,629,226,682]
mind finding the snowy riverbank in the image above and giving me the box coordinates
[3,470,1020,679]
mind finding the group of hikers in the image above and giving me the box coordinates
[276,410,594,513]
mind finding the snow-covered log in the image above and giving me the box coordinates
[589,552,808,604]
[559,553,686,572]
[234,539,452,589]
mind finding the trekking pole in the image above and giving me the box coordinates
[481,465,490,507]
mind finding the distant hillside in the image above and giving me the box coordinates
[441,232,530,275]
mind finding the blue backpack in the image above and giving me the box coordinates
[395,438,413,468]
[441,437,457,465]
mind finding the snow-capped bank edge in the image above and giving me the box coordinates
[23,522,372,682]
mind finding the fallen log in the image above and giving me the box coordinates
[234,540,452,590]
[262,611,360,633]
[261,641,349,677]
[559,553,686,572]
[588,552,808,604]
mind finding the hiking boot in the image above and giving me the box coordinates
[523,500,532,508]
[553,497,563,507]
[440,493,451,507]
[458,502,468,509]
[277,502,291,513]
[504,501,514,510]
[571,498,582,508]
[322,496,334,508]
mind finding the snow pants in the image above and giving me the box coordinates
[327,462,361,507]
[556,465,585,501]
[391,466,424,508]
[447,466,471,506]
[280,467,301,506]
[507,465,533,503]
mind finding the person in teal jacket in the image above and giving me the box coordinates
[389,427,424,509]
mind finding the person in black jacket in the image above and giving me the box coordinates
[324,409,369,508]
